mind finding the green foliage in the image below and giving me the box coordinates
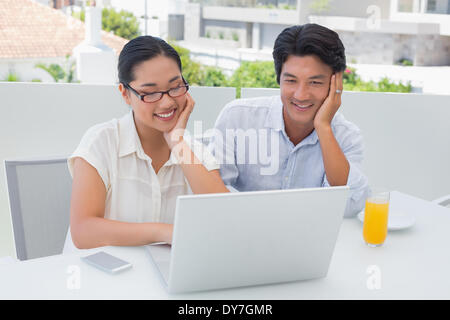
[280,4,296,10]
[377,77,412,92]
[171,43,204,86]
[169,44,412,96]
[343,67,411,93]
[3,72,20,82]
[202,67,228,87]
[171,42,230,87]
[35,55,76,83]
[72,7,140,40]
[228,61,279,98]
[35,63,65,82]
[256,3,296,10]
[72,9,85,21]
[309,0,332,14]
[399,59,413,66]
[101,7,141,40]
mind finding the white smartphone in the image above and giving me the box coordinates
[81,251,132,274]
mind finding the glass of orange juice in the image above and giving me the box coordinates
[363,188,390,247]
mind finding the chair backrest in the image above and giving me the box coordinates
[186,86,237,135]
[4,157,71,260]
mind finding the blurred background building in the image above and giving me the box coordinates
[1,0,449,93]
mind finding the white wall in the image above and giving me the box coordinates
[0,57,68,83]
[390,11,450,35]
[0,82,236,258]
[260,23,290,50]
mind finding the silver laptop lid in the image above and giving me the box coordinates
[167,186,349,293]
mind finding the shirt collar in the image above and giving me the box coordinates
[264,96,284,131]
[118,110,179,167]
[264,96,319,147]
[118,110,150,162]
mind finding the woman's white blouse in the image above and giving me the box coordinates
[63,111,220,253]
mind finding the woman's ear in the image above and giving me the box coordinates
[118,83,131,106]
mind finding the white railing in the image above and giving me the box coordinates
[1,82,450,257]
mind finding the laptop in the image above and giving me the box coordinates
[145,186,349,294]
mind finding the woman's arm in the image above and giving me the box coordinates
[173,140,229,194]
[164,92,229,194]
[69,157,173,249]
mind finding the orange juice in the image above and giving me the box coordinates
[363,200,389,246]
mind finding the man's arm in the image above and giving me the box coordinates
[316,125,350,186]
[314,72,349,186]
[313,72,369,217]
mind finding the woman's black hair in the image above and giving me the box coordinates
[118,36,182,85]
[272,24,346,84]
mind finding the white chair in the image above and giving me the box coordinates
[4,157,71,260]
[432,195,450,208]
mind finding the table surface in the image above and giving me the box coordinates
[1,191,449,300]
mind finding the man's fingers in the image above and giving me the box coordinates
[329,74,336,98]
[336,72,344,92]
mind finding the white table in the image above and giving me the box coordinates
[1,191,449,299]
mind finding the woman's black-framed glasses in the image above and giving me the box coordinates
[123,80,189,103]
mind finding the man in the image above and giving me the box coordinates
[209,23,369,217]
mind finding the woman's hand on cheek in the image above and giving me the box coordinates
[163,93,195,150]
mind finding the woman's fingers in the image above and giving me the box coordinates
[179,93,194,126]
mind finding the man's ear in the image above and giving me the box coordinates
[118,83,131,105]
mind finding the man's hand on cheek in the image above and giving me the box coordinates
[313,71,343,130]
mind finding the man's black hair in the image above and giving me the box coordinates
[273,24,346,84]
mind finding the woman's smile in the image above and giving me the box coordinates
[154,108,177,121]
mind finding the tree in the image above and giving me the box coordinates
[228,61,279,97]
[73,7,141,40]
[202,67,229,87]
[35,55,77,83]
[170,43,204,86]
[101,7,141,40]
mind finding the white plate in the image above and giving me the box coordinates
[357,209,416,231]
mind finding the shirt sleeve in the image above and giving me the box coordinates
[207,103,240,192]
[67,124,113,190]
[322,124,370,218]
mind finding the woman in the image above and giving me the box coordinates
[64,36,229,252]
